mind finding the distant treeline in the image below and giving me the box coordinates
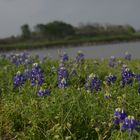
[0,21,138,41]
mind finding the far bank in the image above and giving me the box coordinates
[0,34,140,52]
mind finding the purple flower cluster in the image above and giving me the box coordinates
[30,63,44,86]
[57,65,68,88]
[113,108,140,136]
[121,65,134,87]
[109,56,116,67]
[135,74,140,93]
[125,52,132,60]
[106,74,117,85]
[13,71,25,88]
[113,108,127,124]
[60,52,69,62]
[13,63,50,97]
[121,116,137,136]
[76,51,84,63]
[23,69,31,79]
[8,52,30,65]
[37,88,51,96]
[13,63,44,88]
[86,73,101,93]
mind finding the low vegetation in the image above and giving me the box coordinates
[1,52,140,139]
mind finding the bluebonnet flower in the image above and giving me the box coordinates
[30,63,44,86]
[135,74,140,93]
[114,108,127,123]
[23,69,31,79]
[60,52,69,62]
[8,52,30,66]
[121,65,134,87]
[113,108,127,124]
[113,109,140,136]
[138,87,140,93]
[106,74,117,85]
[109,56,116,67]
[86,73,101,93]
[58,78,67,88]
[37,88,51,96]
[10,54,18,65]
[13,71,25,88]
[121,116,137,136]
[125,52,131,60]
[136,74,140,81]
[57,65,68,88]
[76,51,84,63]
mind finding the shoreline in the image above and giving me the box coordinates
[1,39,140,59]
[0,36,140,52]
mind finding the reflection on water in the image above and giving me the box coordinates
[1,41,140,59]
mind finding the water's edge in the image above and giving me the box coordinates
[1,41,140,59]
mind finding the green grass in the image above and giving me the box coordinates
[0,33,140,51]
[1,56,140,140]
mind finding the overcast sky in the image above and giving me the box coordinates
[0,0,140,38]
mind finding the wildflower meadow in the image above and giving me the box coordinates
[1,51,140,140]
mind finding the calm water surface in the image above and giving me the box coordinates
[1,41,140,59]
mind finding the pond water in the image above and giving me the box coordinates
[1,41,140,59]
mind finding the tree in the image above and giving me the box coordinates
[124,24,136,34]
[34,24,47,35]
[21,24,31,39]
[47,21,75,38]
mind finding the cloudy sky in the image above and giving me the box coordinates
[0,0,140,38]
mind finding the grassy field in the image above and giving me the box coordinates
[1,52,140,140]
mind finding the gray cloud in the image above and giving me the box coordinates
[0,0,140,38]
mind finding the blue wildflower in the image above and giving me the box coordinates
[57,65,68,88]
[113,108,127,124]
[113,108,140,136]
[13,71,25,88]
[138,87,140,93]
[121,65,134,87]
[37,88,51,96]
[30,63,44,86]
[109,56,116,67]
[23,69,31,79]
[125,52,131,60]
[135,74,140,93]
[60,52,69,62]
[121,116,137,136]
[9,52,30,66]
[106,74,117,85]
[136,74,140,81]
[76,51,84,63]
[86,73,101,93]
[58,78,67,88]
